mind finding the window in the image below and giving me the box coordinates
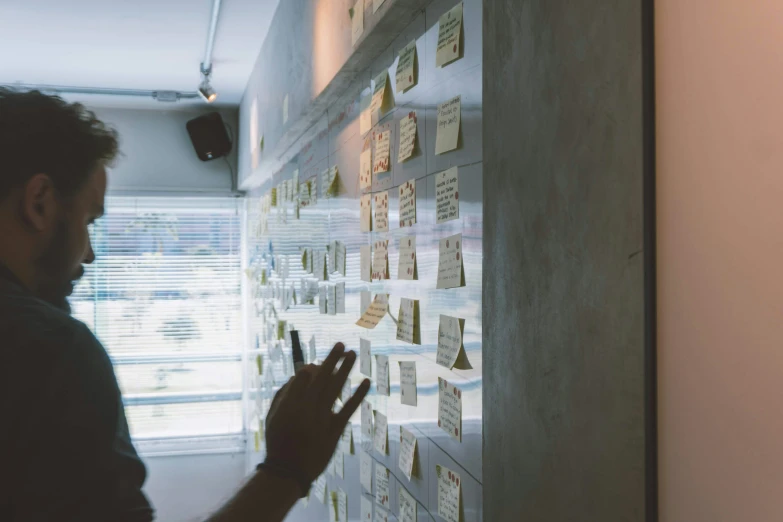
[70,197,245,454]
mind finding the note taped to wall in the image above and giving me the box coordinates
[437,465,462,522]
[435,167,459,223]
[360,148,373,190]
[337,488,348,522]
[362,400,374,438]
[398,112,418,163]
[373,131,391,175]
[372,239,389,280]
[435,96,461,154]
[360,194,373,232]
[314,475,327,503]
[373,191,389,232]
[437,315,471,369]
[361,495,374,522]
[374,506,389,522]
[436,2,464,67]
[332,240,347,275]
[398,180,416,227]
[370,70,393,117]
[361,245,372,282]
[360,451,373,493]
[396,40,418,93]
[398,236,418,280]
[375,464,391,508]
[352,0,364,46]
[399,485,417,522]
[438,377,462,442]
[399,425,418,481]
[342,423,354,455]
[315,250,328,281]
[399,361,417,406]
[437,233,465,289]
[319,286,327,314]
[373,410,388,455]
[360,338,372,377]
[376,354,390,396]
[334,445,345,478]
[396,298,421,344]
[336,282,346,314]
[327,285,337,315]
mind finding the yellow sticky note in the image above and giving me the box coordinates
[435,96,461,154]
[356,294,388,329]
[398,112,418,163]
[435,166,459,223]
[398,236,418,280]
[375,463,391,508]
[396,40,418,93]
[373,192,389,233]
[396,298,421,345]
[399,426,418,481]
[436,3,464,67]
[372,239,389,280]
[255,354,263,375]
[438,378,462,442]
[373,131,391,175]
[360,194,373,232]
[436,233,465,289]
[399,485,417,522]
[370,70,394,117]
[360,147,373,190]
[437,315,471,370]
[437,465,462,522]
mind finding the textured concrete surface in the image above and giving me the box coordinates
[482,0,646,520]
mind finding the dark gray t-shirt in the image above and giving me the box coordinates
[0,266,154,521]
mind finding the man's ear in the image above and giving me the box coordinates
[20,173,59,231]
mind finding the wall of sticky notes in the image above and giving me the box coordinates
[241,0,483,521]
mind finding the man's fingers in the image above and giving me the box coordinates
[321,351,357,406]
[286,369,313,400]
[335,378,371,426]
[312,343,346,391]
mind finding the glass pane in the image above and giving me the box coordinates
[115,361,242,395]
[126,400,242,439]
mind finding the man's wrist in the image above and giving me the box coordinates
[257,458,312,498]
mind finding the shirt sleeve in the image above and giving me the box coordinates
[11,323,154,522]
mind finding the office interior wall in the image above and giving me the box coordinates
[483,0,647,520]
[656,1,783,520]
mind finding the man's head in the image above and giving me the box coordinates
[0,88,118,311]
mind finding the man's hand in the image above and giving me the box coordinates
[265,343,371,483]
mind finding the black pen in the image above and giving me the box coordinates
[290,330,305,373]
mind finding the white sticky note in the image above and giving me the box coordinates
[376,354,390,396]
[398,180,416,227]
[319,286,328,314]
[435,95,461,155]
[334,241,347,275]
[360,193,373,232]
[342,423,354,455]
[399,426,417,481]
[373,0,386,13]
[327,285,337,315]
[435,2,463,67]
[436,233,465,289]
[398,112,418,163]
[360,338,372,377]
[438,377,462,442]
[314,475,328,503]
[370,71,393,117]
[373,131,391,175]
[341,381,352,404]
[437,315,467,369]
[361,495,374,522]
[361,244,372,282]
[396,40,418,93]
[356,294,388,329]
[334,445,345,478]
[373,410,388,455]
[399,361,417,406]
[396,298,420,344]
[337,488,348,522]
[322,166,339,198]
[360,148,373,190]
[373,191,389,232]
[374,506,389,522]
[437,465,462,522]
[336,282,346,314]
[372,239,389,280]
[399,486,417,522]
[283,94,289,124]
[375,464,390,508]
[352,0,364,46]
[362,400,374,439]
[361,290,371,315]
[398,236,417,280]
[360,451,373,493]
[315,250,327,281]
[435,167,459,223]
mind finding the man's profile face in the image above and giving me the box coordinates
[37,166,107,311]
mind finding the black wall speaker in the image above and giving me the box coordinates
[186,112,232,162]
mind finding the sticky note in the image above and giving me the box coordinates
[435,167,459,223]
[352,0,364,46]
[334,445,345,478]
[398,112,418,163]
[337,488,348,522]
[399,361,417,406]
[398,236,418,280]
[398,181,416,227]
[277,320,286,340]
[396,40,418,93]
[373,0,386,13]
[399,485,417,522]
[360,451,373,493]
[374,193,390,233]
[330,491,338,522]
[314,475,328,503]
[361,290,371,315]
[283,94,289,124]
[370,71,393,117]
[361,244,372,282]
[333,240,347,276]
[299,179,315,208]
[375,464,390,508]
[360,93,372,136]
[436,2,463,67]
[309,335,317,363]
[374,506,389,522]
[319,286,328,314]
[399,426,418,481]
[438,378,462,442]
[336,282,346,314]
[435,96,461,155]
[271,187,278,207]
[356,294,388,329]
[361,496,374,522]
[437,465,462,522]
[373,410,388,455]
[437,315,471,369]
[396,298,421,345]
[360,338,372,377]
[376,354,390,396]
[373,131,391,175]
[322,166,339,198]
[362,400,374,439]
[372,239,389,280]
[360,148,373,190]
[315,250,328,281]
[436,233,465,289]
[343,424,355,455]
[360,194,373,232]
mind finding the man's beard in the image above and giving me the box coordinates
[37,218,82,314]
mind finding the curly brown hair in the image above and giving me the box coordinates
[0,88,119,200]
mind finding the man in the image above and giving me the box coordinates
[0,88,370,521]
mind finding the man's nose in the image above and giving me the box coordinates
[84,237,96,265]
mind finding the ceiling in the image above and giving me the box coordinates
[0,0,280,109]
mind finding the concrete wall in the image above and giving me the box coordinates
[482,1,647,520]
[656,1,783,520]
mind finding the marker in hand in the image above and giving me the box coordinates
[290,330,305,373]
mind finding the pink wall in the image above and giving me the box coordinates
[656,1,783,520]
